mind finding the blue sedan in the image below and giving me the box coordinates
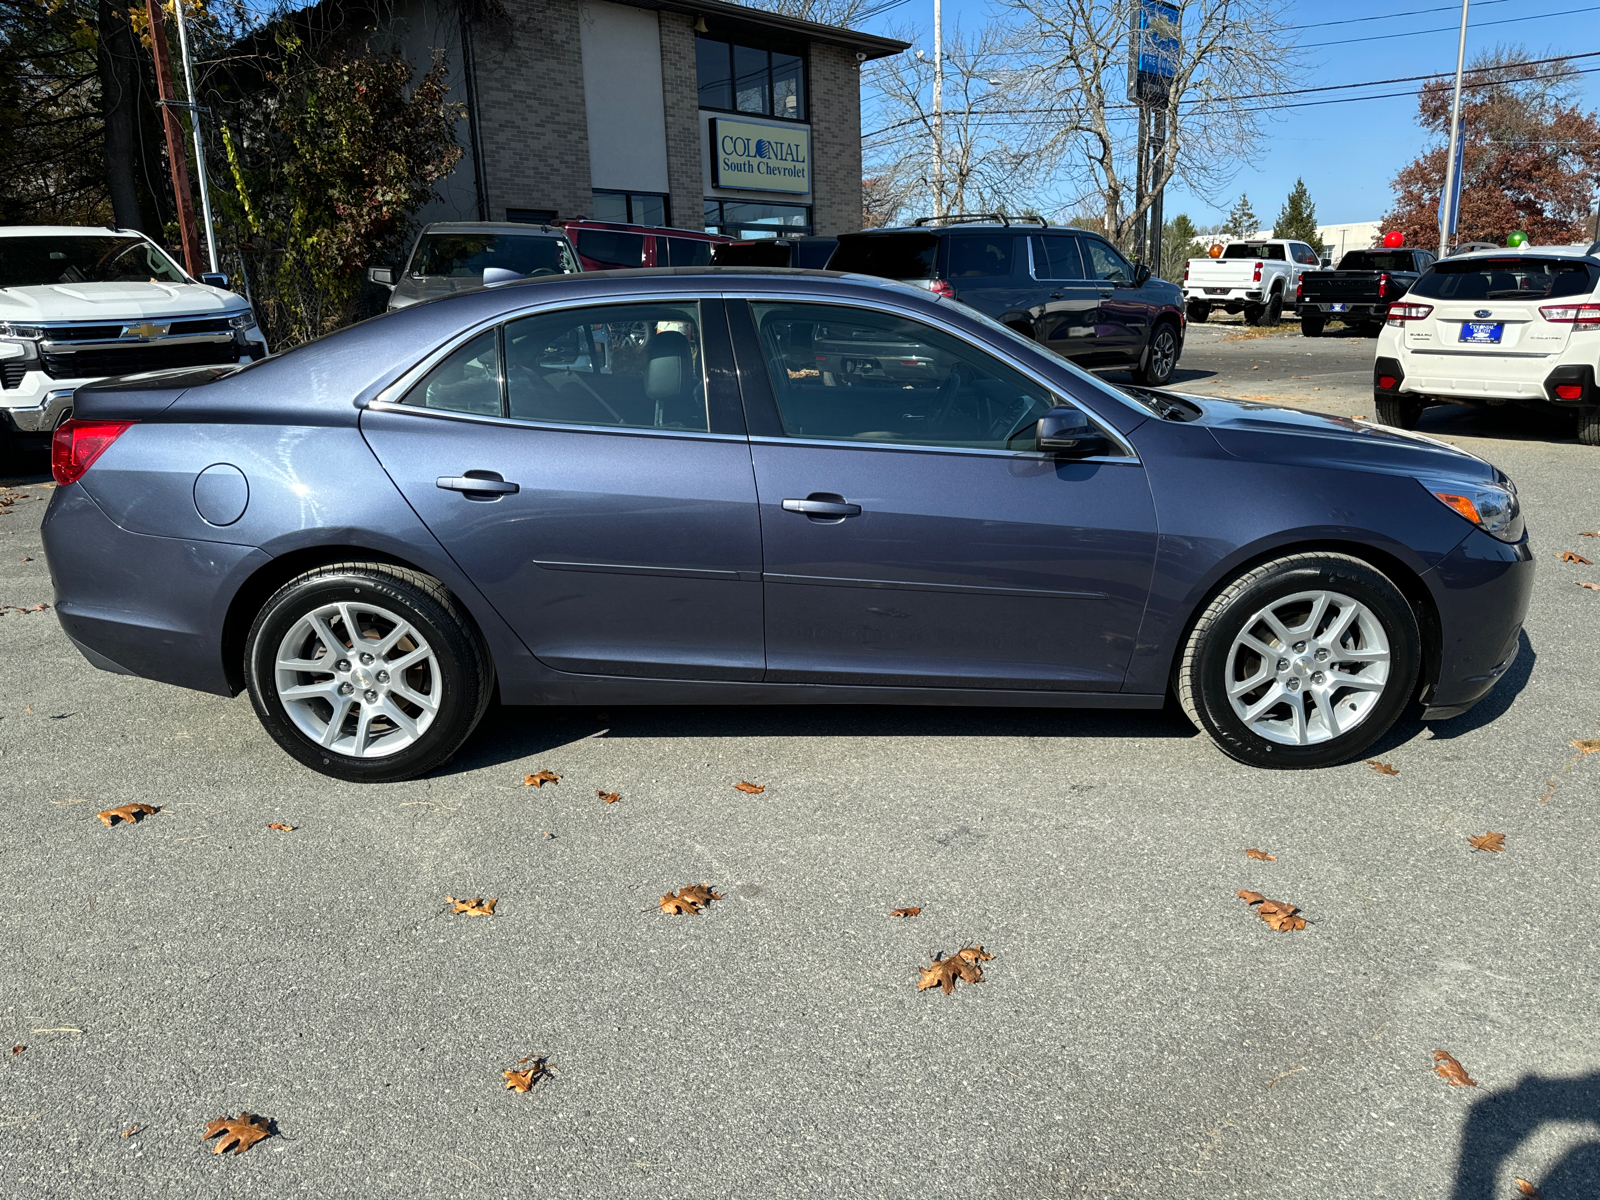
[41,270,1532,781]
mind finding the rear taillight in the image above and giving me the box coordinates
[1385,303,1433,327]
[1377,271,1390,300]
[1555,383,1585,400]
[1539,302,1600,331]
[52,419,134,486]
[929,280,955,299]
[1295,278,1303,300]
[1183,264,1189,282]
[1253,262,1263,283]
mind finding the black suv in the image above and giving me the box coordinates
[828,215,1186,386]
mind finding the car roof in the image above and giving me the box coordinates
[1448,244,1600,262]
[559,219,731,241]
[844,223,1104,238]
[419,222,570,237]
[0,225,149,239]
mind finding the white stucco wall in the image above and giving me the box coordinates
[578,0,670,195]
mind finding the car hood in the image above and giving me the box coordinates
[0,281,246,320]
[1174,393,1498,482]
[388,276,485,309]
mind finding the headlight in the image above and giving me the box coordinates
[228,312,257,331]
[1419,475,1523,543]
[0,323,43,339]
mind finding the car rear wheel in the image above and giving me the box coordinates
[1132,321,1179,386]
[1577,405,1600,446]
[1375,395,1424,429]
[245,563,493,782]
[1258,291,1283,326]
[1185,302,1211,324]
[1177,553,1420,769]
[1300,309,1324,337]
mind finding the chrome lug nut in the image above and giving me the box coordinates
[1277,659,1288,672]
[338,682,354,696]
[1286,678,1301,691]
[376,670,390,684]
[1312,671,1325,684]
[1315,648,1329,661]
[364,688,379,702]
[360,652,375,665]
[336,659,351,672]
[1293,641,1307,653]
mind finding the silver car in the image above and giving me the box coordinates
[369,222,581,311]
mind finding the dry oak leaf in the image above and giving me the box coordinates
[659,883,722,915]
[202,1111,274,1155]
[596,790,621,804]
[1238,890,1306,931]
[1571,739,1600,756]
[11,1044,23,1056]
[1515,1179,1542,1198]
[446,895,498,916]
[1582,531,1600,537]
[1432,1050,1478,1087]
[503,1057,551,1092]
[96,803,159,827]
[890,906,922,918]
[733,781,765,794]
[1245,848,1278,861]
[121,1124,139,1138]
[1467,831,1506,853]
[1365,759,1400,776]
[524,770,561,787]
[918,946,992,994]
[1558,551,1594,564]
[1580,581,1600,591]
[265,823,296,832]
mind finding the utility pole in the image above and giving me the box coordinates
[1439,0,1470,257]
[932,0,945,217]
[1148,107,1166,276]
[173,0,218,273]
[144,0,203,276]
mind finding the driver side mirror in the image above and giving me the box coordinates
[367,266,395,288]
[199,272,230,289]
[1132,262,1152,287]
[1035,408,1110,457]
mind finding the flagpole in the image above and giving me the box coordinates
[1439,0,1469,257]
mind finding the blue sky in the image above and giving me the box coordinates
[852,0,1600,228]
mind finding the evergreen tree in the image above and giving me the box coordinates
[1273,178,1324,252]
[1159,213,1203,281]
[1222,194,1259,238]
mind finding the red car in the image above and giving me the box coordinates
[558,220,732,272]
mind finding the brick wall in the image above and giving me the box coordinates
[807,43,864,237]
[471,0,594,220]
[657,12,704,231]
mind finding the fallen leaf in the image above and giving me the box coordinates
[121,1124,138,1138]
[918,946,992,994]
[1581,582,1600,591]
[1238,890,1306,931]
[1245,848,1278,861]
[10,1045,22,1056]
[446,895,498,916]
[96,803,160,827]
[1432,1050,1478,1087]
[1540,778,1558,804]
[1558,551,1593,564]
[503,1057,551,1092]
[1467,831,1505,853]
[524,770,561,787]
[1581,531,1600,538]
[596,790,620,804]
[265,823,296,832]
[658,883,722,915]
[1365,759,1400,776]
[733,781,764,794]
[1571,739,1600,756]
[1515,1178,1543,1198]
[890,906,922,918]
[956,945,994,964]
[202,1111,274,1154]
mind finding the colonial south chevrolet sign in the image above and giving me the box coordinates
[711,118,810,195]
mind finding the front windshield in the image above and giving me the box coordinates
[0,235,187,287]
[410,233,576,279]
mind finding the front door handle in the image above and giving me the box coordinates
[782,497,861,517]
[437,471,519,499]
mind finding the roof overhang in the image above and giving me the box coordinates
[610,0,908,60]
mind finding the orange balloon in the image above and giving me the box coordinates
[1208,243,1224,258]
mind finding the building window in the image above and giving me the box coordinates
[591,190,670,228]
[704,199,812,238]
[506,208,559,225]
[696,36,806,121]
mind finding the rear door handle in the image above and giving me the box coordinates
[782,497,861,517]
[437,472,519,498]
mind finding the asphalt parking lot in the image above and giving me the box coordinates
[3,332,1599,1200]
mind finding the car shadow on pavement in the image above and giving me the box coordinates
[1362,629,1536,757]
[445,700,1203,775]
[1418,402,1579,445]
[1449,1072,1600,1200]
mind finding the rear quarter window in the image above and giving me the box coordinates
[827,233,939,280]
[1409,258,1600,301]
[945,234,1017,279]
[576,230,646,269]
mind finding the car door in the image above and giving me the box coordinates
[1027,234,1103,362]
[1076,236,1145,359]
[360,297,766,681]
[728,298,1158,691]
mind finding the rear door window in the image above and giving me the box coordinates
[1409,258,1600,301]
[945,234,1017,279]
[1031,235,1085,280]
[666,238,714,267]
[827,233,939,281]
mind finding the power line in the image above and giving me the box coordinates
[1307,0,1514,28]
[1301,2,1600,48]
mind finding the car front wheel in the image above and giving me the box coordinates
[245,563,493,782]
[1177,552,1420,769]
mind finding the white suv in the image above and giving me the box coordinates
[0,226,267,462]
[1373,244,1600,445]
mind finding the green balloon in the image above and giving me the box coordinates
[1506,231,1528,247]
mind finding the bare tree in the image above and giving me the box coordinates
[862,23,1047,224]
[1000,0,1299,250]
[739,0,879,29]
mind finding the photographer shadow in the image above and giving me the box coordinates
[1450,1072,1600,1199]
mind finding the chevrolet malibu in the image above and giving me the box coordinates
[41,270,1533,782]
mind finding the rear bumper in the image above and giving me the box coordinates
[1305,301,1387,317]
[1417,526,1534,719]
[1543,362,1598,406]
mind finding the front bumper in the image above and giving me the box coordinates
[1,387,77,434]
[1417,526,1535,719]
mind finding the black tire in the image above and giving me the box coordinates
[1243,303,1265,326]
[1375,395,1424,430]
[1259,290,1284,326]
[1358,321,1383,338]
[1301,309,1324,337]
[245,562,493,783]
[1186,302,1211,324]
[1578,406,1600,446]
[1132,320,1179,386]
[1177,552,1421,769]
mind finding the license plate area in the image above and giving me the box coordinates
[1328,303,1348,312]
[1459,321,1504,344]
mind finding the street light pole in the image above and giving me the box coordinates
[173,0,219,273]
[932,0,944,217]
[1439,0,1470,257]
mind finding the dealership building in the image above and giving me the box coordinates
[314,0,907,238]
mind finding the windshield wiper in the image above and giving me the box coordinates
[1120,384,1200,421]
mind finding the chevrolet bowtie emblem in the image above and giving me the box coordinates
[122,322,168,339]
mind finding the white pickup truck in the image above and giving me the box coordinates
[0,225,267,464]
[1181,238,1323,326]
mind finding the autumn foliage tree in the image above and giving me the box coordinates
[1380,49,1600,249]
